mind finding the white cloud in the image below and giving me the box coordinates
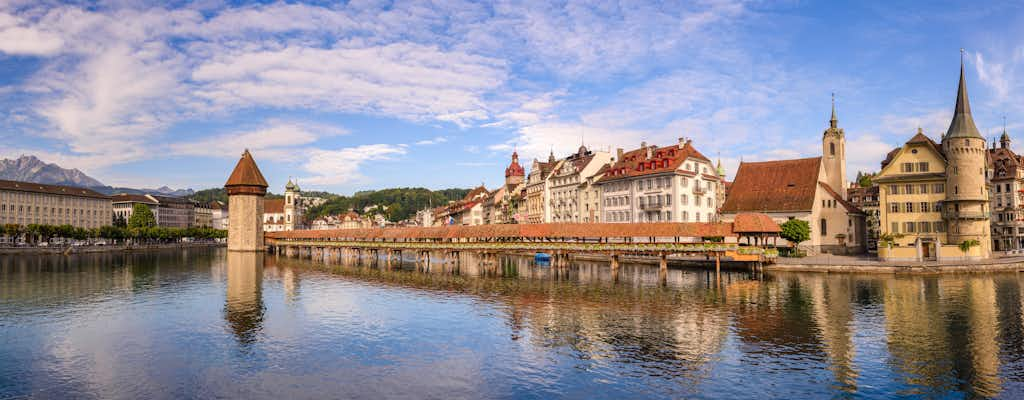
[415,136,449,146]
[301,144,407,185]
[0,13,63,55]
[169,120,348,161]
[974,52,1011,101]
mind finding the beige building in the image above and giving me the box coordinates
[875,60,991,261]
[0,179,111,230]
[721,102,865,254]
[525,153,558,223]
[549,146,612,223]
[111,193,196,228]
[194,201,213,228]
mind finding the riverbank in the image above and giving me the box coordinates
[768,253,1024,274]
[0,242,225,255]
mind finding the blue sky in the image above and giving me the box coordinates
[1,1,1023,194]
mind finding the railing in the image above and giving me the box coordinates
[692,186,706,195]
[942,210,990,220]
[638,202,668,210]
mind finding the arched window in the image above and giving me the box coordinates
[829,142,836,156]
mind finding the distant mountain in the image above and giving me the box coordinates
[0,155,195,197]
[0,155,105,187]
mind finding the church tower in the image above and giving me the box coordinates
[505,150,525,186]
[284,179,300,231]
[942,54,991,258]
[822,94,848,197]
[225,149,269,252]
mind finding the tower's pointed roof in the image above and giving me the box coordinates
[225,149,269,188]
[830,93,838,129]
[945,57,983,139]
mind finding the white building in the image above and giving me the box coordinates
[548,146,612,223]
[596,139,723,223]
[209,201,228,230]
[263,180,305,232]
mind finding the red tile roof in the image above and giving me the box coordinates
[818,182,863,214]
[599,140,713,183]
[505,151,525,177]
[225,149,269,188]
[0,179,109,200]
[721,157,821,213]
[264,199,285,214]
[732,213,781,233]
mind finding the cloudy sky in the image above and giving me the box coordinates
[1,1,1023,193]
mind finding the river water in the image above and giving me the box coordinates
[2,248,1024,399]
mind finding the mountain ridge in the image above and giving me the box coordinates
[0,155,194,197]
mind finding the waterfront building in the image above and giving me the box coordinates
[483,151,527,224]
[525,152,558,223]
[112,193,195,228]
[714,159,728,215]
[194,201,213,228]
[847,185,880,252]
[579,165,607,223]
[262,179,305,232]
[225,149,269,252]
[987,130,1024,253]
[721,102,865,254]
[210,201,228,230]
[0,179,111,230]
[548,146,612,223]
[440,186,488,226]
[875,60,991,260]
[596,138,723,224]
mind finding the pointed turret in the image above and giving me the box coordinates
[945,57,983,139]
[225,149,269,195]
[829,92,838,129]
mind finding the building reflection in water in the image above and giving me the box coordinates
[224,251,265,345]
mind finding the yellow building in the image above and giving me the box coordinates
[876,130,951,259]
[875,59,991,261]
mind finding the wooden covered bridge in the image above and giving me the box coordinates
[265,213,781,272]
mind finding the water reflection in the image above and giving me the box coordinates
[224,251,264,345]
[2,249,1024,399]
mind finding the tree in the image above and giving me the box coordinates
[959,239,980,253]
[779,219,811,249]
[128,204,157,229]
[113,214,127,228]
[855,171,875,188]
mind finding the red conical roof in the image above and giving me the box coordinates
[225,150,269,194]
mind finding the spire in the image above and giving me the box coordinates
[1001,115,1011,149]
[945,49,983,139]
[224,149,269,195]
[830,92,838,129]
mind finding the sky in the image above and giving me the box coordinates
[2,0,1024,194]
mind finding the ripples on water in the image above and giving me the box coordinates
[2,248,1024,399]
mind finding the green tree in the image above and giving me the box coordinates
[856,171,875,188]
[959,239,980,253]
[128,204,157,229]
[113,214,127,228]
[779,219,811,250]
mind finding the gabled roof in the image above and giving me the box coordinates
[598,140,713,183]
[989,146,1021,180]
[721,157,822,213]
[225,149,269,188]
[881,129,945,169]
[264,199,285,214]
[732,213,781,233]
[818,182,863,214]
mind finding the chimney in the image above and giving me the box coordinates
[616,148,624,161]
[678,137,686,148]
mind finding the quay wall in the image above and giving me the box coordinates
[0,242,225,256]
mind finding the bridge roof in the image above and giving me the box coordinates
[267,215,779,240]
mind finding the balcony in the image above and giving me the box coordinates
[692,186,707,195]
[942,210,990,220]
[638,202,668,210]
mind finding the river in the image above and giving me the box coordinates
[2,248,1024,399]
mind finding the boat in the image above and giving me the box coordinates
[534,252,551,266]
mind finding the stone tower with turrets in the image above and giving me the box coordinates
[822,94,848,198]
[942,56,991,257]
[225,149,269,252]
[505,150,525,186]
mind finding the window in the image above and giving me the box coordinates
[933,202,943,212]
[820,219,827,236]
[917,162,929,172]
[904,202,914,213]
[934,183,945,193]
[891,222,899,234]
[904,222,915,233]
[829,142,836,156]
[888,185,899,195]
[920,202,929,213]
[918,222,931,233]
[997,184,1002,193]
[901,163,913,173]
[681,194,688,205]
[919,184,928,194]
[904,184,914,195]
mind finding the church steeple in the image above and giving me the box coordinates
[1000,116,1011,149]
[945,50,983,139]
[829,92,838,129]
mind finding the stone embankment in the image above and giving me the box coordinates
[769,254,1024,274]
[0,242,225,255]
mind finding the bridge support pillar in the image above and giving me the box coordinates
[610,254,620,270]
[659,254,668,272]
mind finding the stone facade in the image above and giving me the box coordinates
[988,132,1024,253]
[225,150,269,252]
[548,146,612,223]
